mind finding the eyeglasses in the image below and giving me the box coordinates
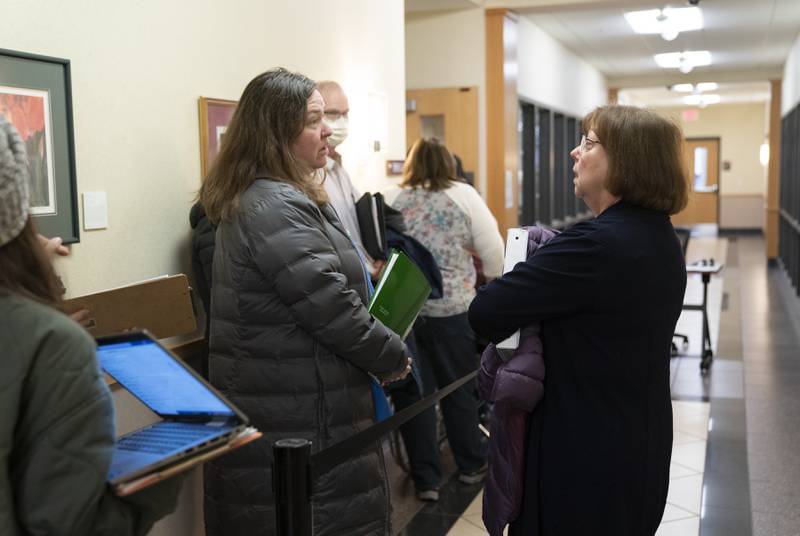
[324,110,348,121]
[579,134,602,154]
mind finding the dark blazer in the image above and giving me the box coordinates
[469,201,686,536]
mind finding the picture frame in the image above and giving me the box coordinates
[198,97,237,177]
[0,48,79,243]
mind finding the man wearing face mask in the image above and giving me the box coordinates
[317,81,381,277]
[318,81,445,502]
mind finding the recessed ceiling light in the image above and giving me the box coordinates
[683,94,721,106]
[625,7,703,40]
[671,82,719,93]
[654,50,712,70]
[696,82,718,92]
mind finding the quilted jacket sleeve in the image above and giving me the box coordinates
[243,188,407,379]
[11,309,181,536]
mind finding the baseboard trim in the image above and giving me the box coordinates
[718,228,764,236]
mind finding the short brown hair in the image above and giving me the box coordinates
[0,217,63,305]
[402,138,457,192]
[199,68,326,224]
[583,105,689,215]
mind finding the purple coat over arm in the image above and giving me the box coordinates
[476,226,558,536]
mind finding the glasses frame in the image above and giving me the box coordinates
[579,134,602,154]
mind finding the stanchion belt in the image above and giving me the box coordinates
[310,370,478,482]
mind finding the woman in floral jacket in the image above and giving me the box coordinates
[384,137,504,499]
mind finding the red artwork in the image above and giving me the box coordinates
[0,88,54,213]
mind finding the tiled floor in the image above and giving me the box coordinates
[443,400,711,536]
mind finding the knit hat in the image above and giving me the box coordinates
[0,113,30,247]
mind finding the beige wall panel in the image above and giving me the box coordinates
[1,0,407,298]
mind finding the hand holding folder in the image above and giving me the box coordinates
[367,250,428,422]
[368,249,431,340]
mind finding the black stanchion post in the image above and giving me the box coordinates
[273,438,312,536]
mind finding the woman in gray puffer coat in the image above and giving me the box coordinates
[199,68,411,536]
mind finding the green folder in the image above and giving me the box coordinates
[369,249,432,340]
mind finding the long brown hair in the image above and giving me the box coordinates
[402,137,457,192]
[0,217,62,305]
[199,68,326,224]
[583,105,689,215]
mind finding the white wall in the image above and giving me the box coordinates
[2,3,405,533]
[405,9,608,197]
[782,31,800,115]
[517,17,607,118]
[405,8,487,194]
[658,103,769,230]
[1,0,406,297]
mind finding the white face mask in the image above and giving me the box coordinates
[325,117,349,148]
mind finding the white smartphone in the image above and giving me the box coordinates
[496,228,528,353]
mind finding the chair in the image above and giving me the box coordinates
[672,227,691,357]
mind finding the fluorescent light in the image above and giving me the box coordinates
[683,94,720,106]
[661,29,679,42]
[625,7,703,35]
[760,141,770,166]
[654,50,712,69]
[696,82,718,92]
[672,83,719,93]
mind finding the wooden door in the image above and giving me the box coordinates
[672,138,720,226]
[405,87,479,183]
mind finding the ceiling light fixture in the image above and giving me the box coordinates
[683,94,720,107]
[654,50,712,72]
[656,10,679,41]
[672,83,695,92]
[671,82,719,93]
[625,7,703,41]
[696,82,718,92]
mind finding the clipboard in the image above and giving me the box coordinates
[112,427,262,496]
[496,228,528,354]
[62,274,196,339]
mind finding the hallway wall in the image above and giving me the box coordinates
[405,8,487,194]
[405,9,607,200]
[658,103,768,230]
[517,16,607,118]
[1,0,407,297]
[782,31,800,114]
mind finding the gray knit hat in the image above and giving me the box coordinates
[0,114,30,247]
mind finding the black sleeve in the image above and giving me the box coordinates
[468,225,605,343]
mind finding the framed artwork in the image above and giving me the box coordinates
[0,48,79,243]
[198,97,237,177]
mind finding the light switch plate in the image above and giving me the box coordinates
[82,191,108,230]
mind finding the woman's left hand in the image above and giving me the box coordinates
[382,357,412,385]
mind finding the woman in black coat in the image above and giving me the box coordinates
[469,105,689,536]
